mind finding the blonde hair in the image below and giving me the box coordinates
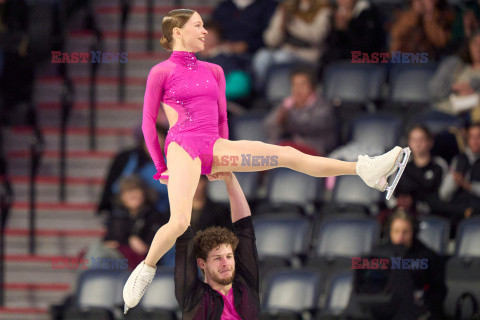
[160,9,196,51]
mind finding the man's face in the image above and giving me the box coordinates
[198,244,235,286]
[390,218,414,248]
[468,126,480,154]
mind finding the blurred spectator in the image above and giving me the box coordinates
[395,125,448,213]
[97,124,170,216]
[377,190,419,227]
[0,0,34,125]
[320,0,384,74]
[252,0,332,91]
[197,20,252,101]
[86,175,169,271]
[429,30,480,117]
[389,0,455,60]
[437,122,480,230]
[211,0,277,56]
[372,211,447,320]
[263,67,336,155]
[448,1,480,52]
[190,176,233,234]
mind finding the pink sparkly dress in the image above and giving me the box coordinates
[142,51,229,180]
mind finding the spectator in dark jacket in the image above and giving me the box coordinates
[396,125,447,213]
[320,0,384,76]
[87,175,170,271]
[97,123,170,215]
[373,211,447,320]
[211,0,277,55]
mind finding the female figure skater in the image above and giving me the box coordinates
[123,8,410,313]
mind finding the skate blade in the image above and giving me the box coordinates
[385,147,411,200]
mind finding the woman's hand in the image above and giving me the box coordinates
[452,81,475,96]
[129,235,149,255]
[159,170,169,185]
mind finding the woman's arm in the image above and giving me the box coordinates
[141,65,170,179]
[213,64,229,139]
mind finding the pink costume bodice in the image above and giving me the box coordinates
[141,51,229,179]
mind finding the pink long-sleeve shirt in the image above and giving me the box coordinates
[141,51,229,179]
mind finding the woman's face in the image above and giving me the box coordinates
[408,128,432,157]
[174,12,208,52]
[121,188,145,212]
[291,73,314,107]
[390,218,414,248]
[469,34,480,64]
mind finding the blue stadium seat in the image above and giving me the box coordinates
[330,175,381,213]
[207,172,260,204]
[253,213,312,260]
[412,110,462,135]
[63,269,128,319]
[389,64,437,106]
[318,272,354,318]
[262,269,323,318]
[313,216,380,258]
[126,268,178,320]
[350,113,401,151]
[455,217,480,257]
[231,110,269,142]
[266,168,322,214]
[418,215,450,255]
[323,62,386,107]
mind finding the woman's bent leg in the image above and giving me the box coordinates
[211,139,356,177]
[144,142,201,266]
[123,142,201,312]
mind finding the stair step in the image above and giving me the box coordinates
[0,307,50,320]
[11,178,103,203]
[65,32,165,54]
[34,74,147,103]
[61,58,161,78]
[4,127,136,152]
[6,231,101,256]
[7,155,112,178]
[38,106,141,129]
[12,201,97,211]
[37,101,140,111]
[7,210,102,230]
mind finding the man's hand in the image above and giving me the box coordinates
[207,172,233,182]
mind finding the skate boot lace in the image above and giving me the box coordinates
[131,265,154,302]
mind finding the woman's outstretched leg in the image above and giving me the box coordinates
[211,139,356,176]
[123,142,201,313]
[211,139,407,192]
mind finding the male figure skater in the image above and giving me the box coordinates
[175,172,260,319]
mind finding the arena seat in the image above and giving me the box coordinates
[418,215,450,255]
[261,268,323,320]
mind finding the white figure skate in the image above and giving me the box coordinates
[123,260,156,314]
[356,146,411,201]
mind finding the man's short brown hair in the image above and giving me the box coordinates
[194,227,239,260]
